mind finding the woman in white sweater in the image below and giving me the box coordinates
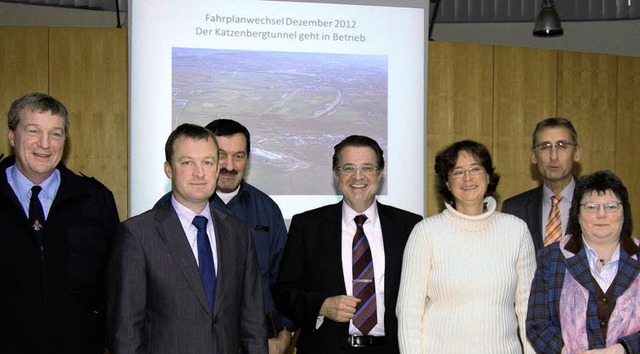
[396,140,536,354]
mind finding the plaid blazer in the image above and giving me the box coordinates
[526,234,640,353]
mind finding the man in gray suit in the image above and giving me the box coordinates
[107,123,267,353]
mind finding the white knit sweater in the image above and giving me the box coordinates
[396,197,536,354]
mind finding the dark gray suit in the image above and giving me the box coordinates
[502,185,545,253]
[107,199,267,354]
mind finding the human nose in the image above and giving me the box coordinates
[352,167,365,178]
[220,154,233,170]
[595,205,607,217]
[462,169,473,181]
[37,132,51,148]
[549,145,560,160]
[193,163,205,177]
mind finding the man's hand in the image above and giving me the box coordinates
[319,295,360,322]
[268,329,292,354]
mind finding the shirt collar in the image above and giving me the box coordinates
[341,200,378,226]
[543,177,576,202]
[171,195,212,229]
[582,236,620,265]
[9,164,60,200]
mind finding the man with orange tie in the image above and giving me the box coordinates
[274,135,422,354]
[502,117,582,253]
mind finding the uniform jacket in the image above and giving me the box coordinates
[0,155,119,354]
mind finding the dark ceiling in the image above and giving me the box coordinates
[2,0,638,22]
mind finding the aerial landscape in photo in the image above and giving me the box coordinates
[172,47,388,195]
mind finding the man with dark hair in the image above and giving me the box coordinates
[275,135,422,354]
[502,117,582,253]
[108,123,267,353]
[0,92,119,353]
[205,119,295,354]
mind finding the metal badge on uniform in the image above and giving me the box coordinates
[255,225,269,232]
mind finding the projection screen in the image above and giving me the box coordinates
[129,0,428,219]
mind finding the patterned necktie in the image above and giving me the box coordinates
[192,216,216,311]
[544,194,563,246]
[352,214,377,335]
[29,186,45,256]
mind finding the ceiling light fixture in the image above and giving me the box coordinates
[533,0,564,37]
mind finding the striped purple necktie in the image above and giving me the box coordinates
[352,214,377,335]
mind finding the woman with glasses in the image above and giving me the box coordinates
[527,170,640,354]
[396,140,536,353]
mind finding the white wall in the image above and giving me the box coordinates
[432,20,640,57]
[2,2,639,57]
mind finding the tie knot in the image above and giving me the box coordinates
[192,215,208,230]
[354,214,367,227]
[31,185,42,196]
[551,194,563,206]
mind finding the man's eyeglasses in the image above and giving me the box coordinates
[449,166,485,179]
[336,165,380,175]
[533,141,577,153]
[580,201,623,214]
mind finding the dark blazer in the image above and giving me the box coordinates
[107,199,267,354]
[274,202,422,354]
[502,185,545,253]
[0,156,120,354]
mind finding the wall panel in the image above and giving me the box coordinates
[427,42,494,214]
[0,27,49,152]
[493,46,557,204]
[557,51,618,175]
[616,56,640,228]
[49,28,128,218]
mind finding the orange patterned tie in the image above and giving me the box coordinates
[544,194,563,246]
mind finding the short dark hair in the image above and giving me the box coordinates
[8,92,70,136]
[434,140,500,207]
[165,123,217,162]
[531,117,579,148]
[205,119,250,156]
[332,135,385,171]
[566,170,633,240]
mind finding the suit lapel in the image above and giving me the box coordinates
[324,202,347,294]
[210,208,231,317]
[611,249,640,299]
[528,186,544,251]
[155,202,212,316]
[565,248,598,294]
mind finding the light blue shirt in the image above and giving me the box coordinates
[6,165,61,219]
[583,237,620,292]
[170,196,218,273]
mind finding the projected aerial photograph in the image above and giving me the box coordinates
[172,48,388,195]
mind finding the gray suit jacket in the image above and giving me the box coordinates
[107,199,267,354]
